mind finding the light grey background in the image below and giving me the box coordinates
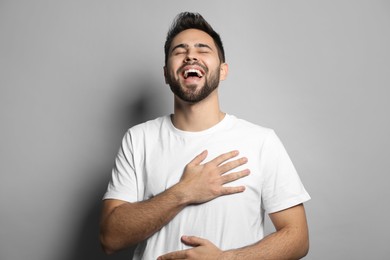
[1,1,389,259]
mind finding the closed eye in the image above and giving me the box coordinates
[195,43,213,53]
[173,51,186,55]
[171,44,188,56]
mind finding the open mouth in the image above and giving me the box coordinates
[183,68,204,79]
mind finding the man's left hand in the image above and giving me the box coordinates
[157,236,224,260]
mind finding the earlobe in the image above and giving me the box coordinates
[219,63,229,81]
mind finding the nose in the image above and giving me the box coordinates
[185,57,197,62]
[184,50,198,63]
[184,56,198,63]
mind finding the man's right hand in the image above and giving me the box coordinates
[176,150,250,205]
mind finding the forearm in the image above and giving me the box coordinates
[223,226,309,260]
[100,150,249,254]
[100,183,189,254]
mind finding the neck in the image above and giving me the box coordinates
[171,90,225,132]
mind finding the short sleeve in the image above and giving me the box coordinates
[261,130,310,213]
[102,130,139,202]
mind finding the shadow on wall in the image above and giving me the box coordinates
[65,78,167,260]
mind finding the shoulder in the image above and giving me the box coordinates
[222,115,279,151]
[229,114,275,137]
[117,116,169,150]
[126,115,169,135]
[119,116,170,149]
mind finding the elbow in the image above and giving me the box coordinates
[99,230,121,255]
[304,239,310,257]
[100,234,115,255]
[99,225,138,255]
[298,234,310,258]
[288,236,309,259]
[99,229,139,255]
[289,226,309,259]
[102,247,115,256]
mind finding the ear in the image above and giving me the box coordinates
[163,66,168,84]
[219,63,229,81]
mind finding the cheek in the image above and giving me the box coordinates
[167,61,180,74]
[169,67,179,78]
[166,67,180,82]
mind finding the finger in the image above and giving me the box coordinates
[158,250,187,260]
[181,235,207,246]
[218,157,248,174]
[220,185,246,195]
[187,150,208,166]
[221,169,250,184]
[209,150,239,166]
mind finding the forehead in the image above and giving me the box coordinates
[170,29,216,50]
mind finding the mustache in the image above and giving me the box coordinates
[177,62,208,74]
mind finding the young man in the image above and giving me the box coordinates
[100,12,311,259]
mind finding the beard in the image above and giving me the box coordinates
[166,64,221,103]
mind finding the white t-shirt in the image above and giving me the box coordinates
[103,114,310,259]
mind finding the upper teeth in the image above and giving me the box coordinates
[184,69,203,78]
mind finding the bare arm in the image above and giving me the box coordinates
[99,186,188,255]
[100,150,249,254]
[158,204,309,260]
[224,203,309,259]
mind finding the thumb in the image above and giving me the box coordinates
[181,235,206,246]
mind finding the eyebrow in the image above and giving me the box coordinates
[171,43,213,53]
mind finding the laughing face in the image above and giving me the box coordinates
[164,29,228,103]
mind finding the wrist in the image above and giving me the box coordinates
[220,250,236,260]
[169,182,193,206]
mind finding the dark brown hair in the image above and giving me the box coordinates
[164,12,225,65]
